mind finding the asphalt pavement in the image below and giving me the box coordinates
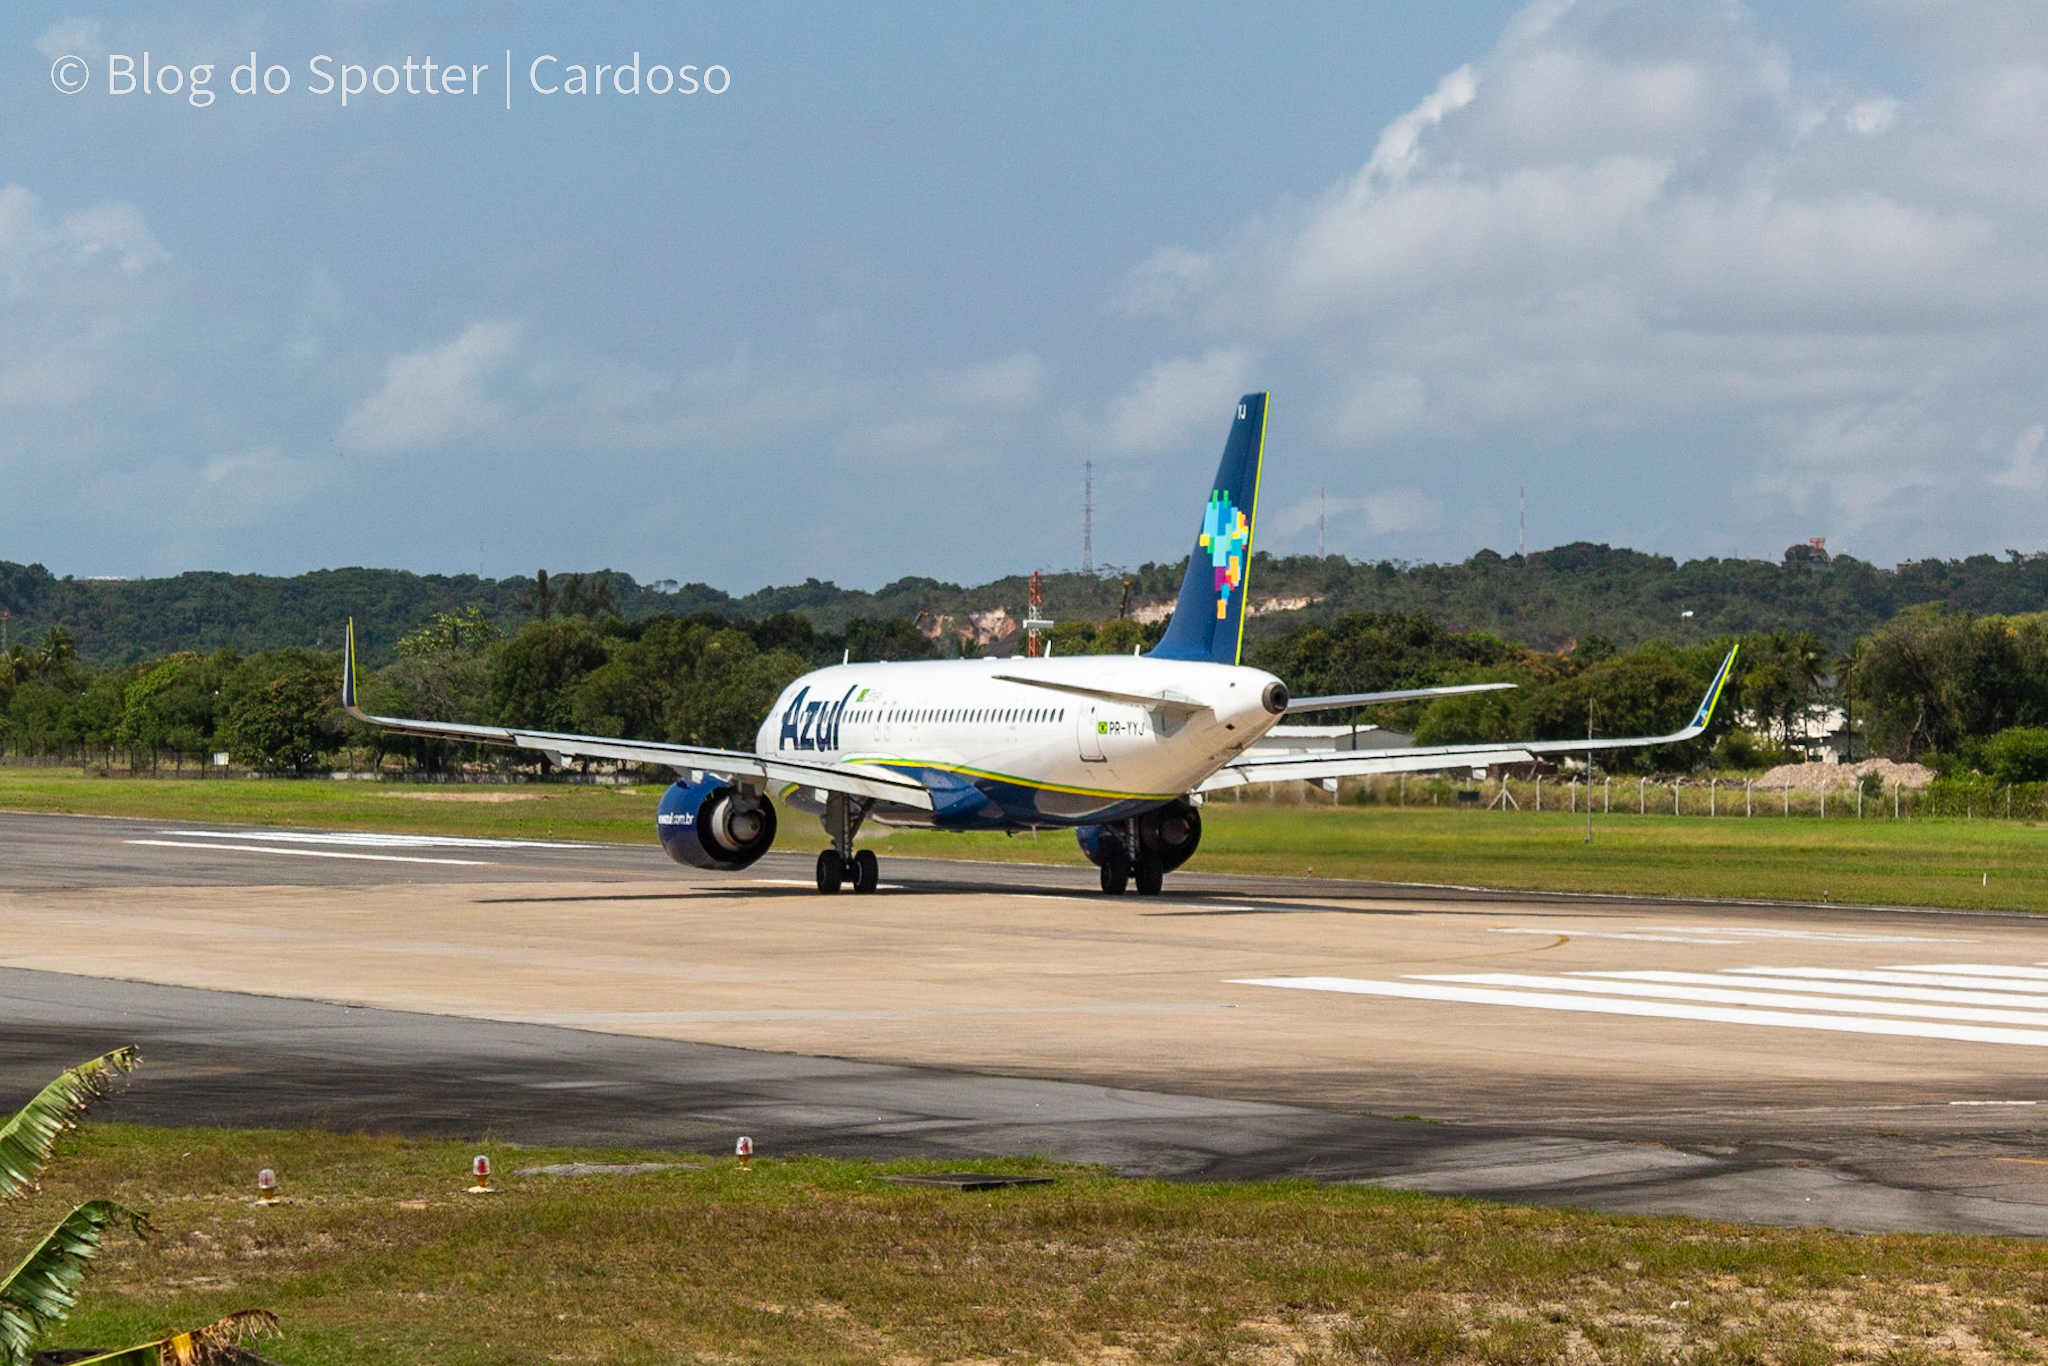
[7,807,2048,1235]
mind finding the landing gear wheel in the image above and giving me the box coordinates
[1134,854,1164,897]
[852,849,880,894]
[815,849,845,894]
[1100,857,1130,896]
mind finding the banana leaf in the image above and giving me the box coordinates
[0,1201,150,1366]
[59,1309,281,1366]
[0,1052,138,1201]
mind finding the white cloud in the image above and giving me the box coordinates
[831,353,1050,467]
[932,351,1045,412]
[1366,65,1477,181]
[1272,486,1443,541]
[1115,247,1217,318]
[1991,423,2048,490]
[0,184,167,419]
[62,203,169,276]
[1845,96,1901,135]
[36,18,103,60]
[341,321,518,452]
[0,183,168,291]
[1094,348,1255,454]
[1111,0,2048,560]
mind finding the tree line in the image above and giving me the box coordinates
[7,587,2048,783]
[15,537,2048,666]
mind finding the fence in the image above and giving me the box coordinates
[1237,773,2044,821]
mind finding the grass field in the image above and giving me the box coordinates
[12,1122,2048,1365]
[3,765,2045,913]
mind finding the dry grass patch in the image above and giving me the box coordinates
[8,1125,2048,1364]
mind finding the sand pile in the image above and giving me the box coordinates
[1755,758,1935,791]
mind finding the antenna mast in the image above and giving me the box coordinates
[1024,569,1051,658]
[1318,487,1326,558]
[1518,486,1525,559]
[1081,460,1094,574]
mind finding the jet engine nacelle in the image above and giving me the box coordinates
[1075,798,1202,873]
[656,776,778,871]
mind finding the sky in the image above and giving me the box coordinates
[4,1,2048,588]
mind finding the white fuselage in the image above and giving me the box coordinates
[755,654,1286,828]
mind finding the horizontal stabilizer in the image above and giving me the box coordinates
[988,674,1208,717]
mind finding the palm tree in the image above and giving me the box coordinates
[0,1050,277,1366]
[35,627,77,678]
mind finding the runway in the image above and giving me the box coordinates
[6,807,2048,1235]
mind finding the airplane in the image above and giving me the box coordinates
[342,392,1738,897]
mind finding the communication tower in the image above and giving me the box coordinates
[1082,460,1094,574]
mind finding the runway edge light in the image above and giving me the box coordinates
[468,1153,498,1194]
[736,1136,753,1169]
[254,1167,280,1205]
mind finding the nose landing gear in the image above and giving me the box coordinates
[815,793,881,894]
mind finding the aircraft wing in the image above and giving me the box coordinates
[1203,645,1738,792]
[338,622,933,810]
[1200,744,1542,790]
[1285,681,1515,713]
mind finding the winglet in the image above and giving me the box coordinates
[1690,644,1739,731]
[341,619,364,718]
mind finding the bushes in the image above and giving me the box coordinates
[1979,726,2048,784]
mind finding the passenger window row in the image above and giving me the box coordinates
[845,707,1067,725]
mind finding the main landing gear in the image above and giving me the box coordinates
[1096,824,1164,898]
[815,792,880,895]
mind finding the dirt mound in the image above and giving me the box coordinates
[1756,759,1934,791]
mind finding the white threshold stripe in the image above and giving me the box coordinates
[1672,928,1963,944]
[157,829,595,851]
[126,839,491,867]
[1729,966,2048,994]
[1486,929,1745,945]
[1586,970,2048,1012]
[1417,973,2048,1028]
[1231,977,2048,1048]
[1893,964,2048,982]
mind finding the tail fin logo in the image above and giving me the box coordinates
[1200,490,1250,620]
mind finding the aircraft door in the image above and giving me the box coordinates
[1078,704,1106,762]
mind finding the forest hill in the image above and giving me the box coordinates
[10,541,2048,668]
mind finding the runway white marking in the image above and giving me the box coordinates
[525,1003,1241,1025]
[1678,928,1967,944]
[1488,929,1746,945]
[1416,973,2048,1029]
[1898,964,2048,981]
[153,828,597,851]
[1952,1100,2038,1106]
[1587,970,2048,1011]
[126,839,491,867]
[1487,927,1967,946]
[1234,963,2048,1050]
[1729,967,2048,994]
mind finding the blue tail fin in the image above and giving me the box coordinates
[1148,392,1269,666]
